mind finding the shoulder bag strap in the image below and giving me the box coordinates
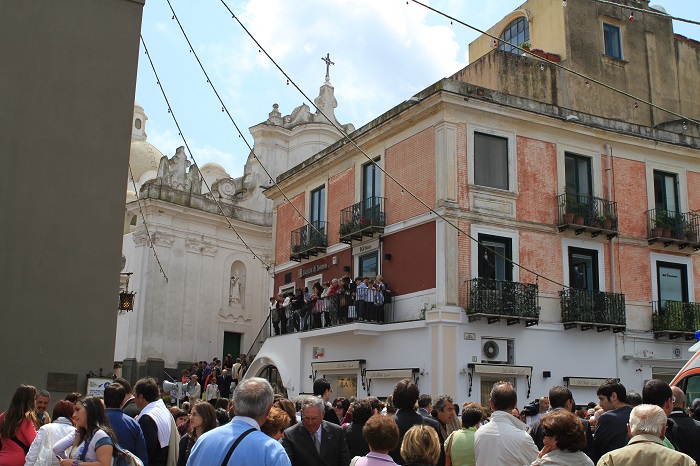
[79,435,92,462]
[10,436,29,455]
[220,428,256,466]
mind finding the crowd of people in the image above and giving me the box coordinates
[270,275,390,334]
[2,374,700,466]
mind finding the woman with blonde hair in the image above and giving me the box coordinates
[401,425,441,466]
[0,385,38,466]
[260,407,291,441]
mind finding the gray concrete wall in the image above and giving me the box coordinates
[0,0,144,405]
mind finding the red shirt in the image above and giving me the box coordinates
[0,412,37,466]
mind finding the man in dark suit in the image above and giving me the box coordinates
[389,379,444,466]
[667,385,700,463]
[114,377,141,418]
[342,399,372,458]
[314,378,341,424]
[282,396,350,466]
[417,394,432,418]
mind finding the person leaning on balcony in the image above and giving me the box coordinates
[271,296,281,336]
[338,276,351,324]
[321,282,332,327]
[356,277,368,322]
[311,282,324,329]
[373,276,387,323]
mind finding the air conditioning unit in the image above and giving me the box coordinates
[482,339,509,363]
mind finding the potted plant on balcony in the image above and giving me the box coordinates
[339,222,352,236]
[602,211,617,230]
[685,222,697,243]
[653,211,672,238]
[562,190,580,224]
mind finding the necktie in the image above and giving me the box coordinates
[312,431,321,454]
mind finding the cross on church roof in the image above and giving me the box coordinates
[321,53,334,80]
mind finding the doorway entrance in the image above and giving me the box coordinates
[223,332,241,362]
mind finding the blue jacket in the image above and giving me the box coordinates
[107,408,149,465]
[187,417,291,466]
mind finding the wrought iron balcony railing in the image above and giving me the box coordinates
[560,288,626,332]
[290,221,328,262]
[647,209,700,251]
[557,193,618,239]
[339,197,386,244]
[467,277,539,326]
[652,300,700,339]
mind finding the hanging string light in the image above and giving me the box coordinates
[165,0,326,248]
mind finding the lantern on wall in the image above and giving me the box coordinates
[118,273,136,313]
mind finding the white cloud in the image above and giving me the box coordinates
[209,0,466,127]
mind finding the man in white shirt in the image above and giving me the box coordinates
[474,381,539,466]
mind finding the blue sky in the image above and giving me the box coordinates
[135,1,699,178]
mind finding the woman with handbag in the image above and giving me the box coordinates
[0,385,38,466]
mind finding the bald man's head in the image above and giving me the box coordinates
[672,386,686,409]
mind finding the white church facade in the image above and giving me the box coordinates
[115,79,354,381]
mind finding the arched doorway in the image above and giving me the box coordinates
[258,365,287,398]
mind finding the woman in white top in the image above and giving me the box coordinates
[25,401,75,466]
[185,375,201,402]
[205,369,220,401]
[53,396,116,466]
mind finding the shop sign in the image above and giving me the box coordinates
[564,377,608,387]
[366,369,416,379]
[300,263,329,277]
[352,239,379,256]
[86,378,113,396]
[471,364,532,377]
[312,360,362,371]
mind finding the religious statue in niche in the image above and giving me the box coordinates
[221,261,249,321]
[229,269,245,305]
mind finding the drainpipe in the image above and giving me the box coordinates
[605,144,616,293]
[606,143,620,378]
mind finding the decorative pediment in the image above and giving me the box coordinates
[155,146,202,194]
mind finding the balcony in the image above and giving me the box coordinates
[560,289,626,332]
[647,209,700,251]
[466,277,539,327]
[557,193,618,240]
[339,197,386,244]
[290,222,328,262]
[652,301,700,340]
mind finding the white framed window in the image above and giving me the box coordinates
[649,253,694,304]
[561,238,605,290]
[645,161,687,213]
[556,142,603,200]
[467,125,517,193]
[279,283,295,296]
[470,224,520,283]
[305,274,323,291]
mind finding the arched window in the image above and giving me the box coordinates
[135,118,142,129]
[498,17,529,54]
